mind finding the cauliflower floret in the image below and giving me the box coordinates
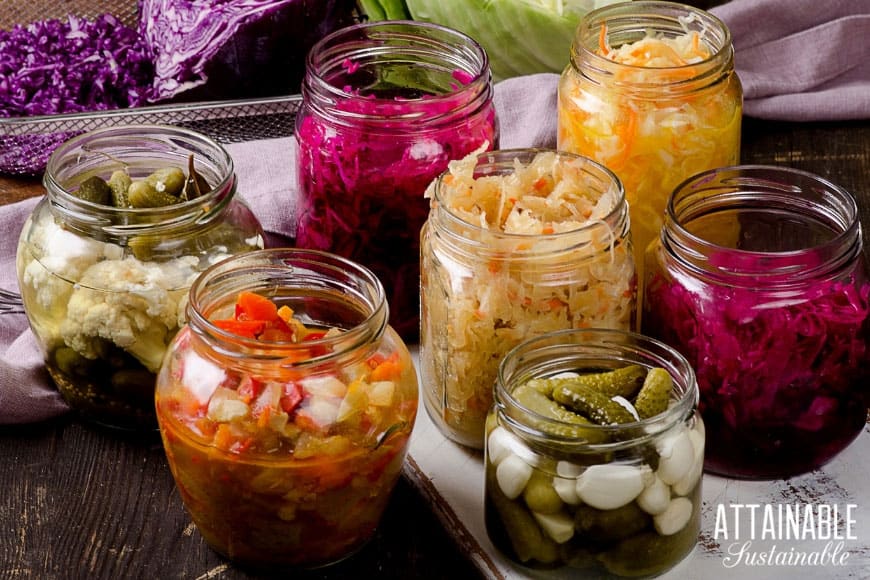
[60,255,201,373]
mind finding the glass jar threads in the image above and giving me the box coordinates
[643,165,870,479]
[295,20,499,341]
[485,328,703,576]
[15,125,264,430]
[155,249,419,569]
[558,0,742,282]
[420,149,636,449]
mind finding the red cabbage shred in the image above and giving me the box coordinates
[643,271,870,479]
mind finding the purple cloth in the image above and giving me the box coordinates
[711,0,870,121]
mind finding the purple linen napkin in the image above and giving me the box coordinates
[711,0,870,121]
[0,74,558,424]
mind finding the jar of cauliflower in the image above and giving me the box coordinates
[558,1,742,306]
[15,125,264,430]
[485,328,704,576]
[420,149,636,449]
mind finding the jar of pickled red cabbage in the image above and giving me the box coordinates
[420,149,636,449]
[295,20,499,341]
[155,249,418,568]
[558,0,742,302]
[485,328,704,576]
[15,125,264,430]
[643,165,870,479]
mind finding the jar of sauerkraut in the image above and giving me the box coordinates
[15,125,264,430]
[558,0,742,302]
[295,20,499,341]
[485,328,704,576]
[420,149,636,449]
[643,166,870,479]
[155,249,418,569]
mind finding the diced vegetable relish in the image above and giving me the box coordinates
[420,150,635,447]
[156,291,418,567]
[557,27,741,276]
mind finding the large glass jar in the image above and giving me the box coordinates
[485,328,704,576]
[558,0,742,294]
[643,165,870,479]
[155,249,419,569]
[15,125,264,430]
[420,149,636,449]
[295,20,499,341]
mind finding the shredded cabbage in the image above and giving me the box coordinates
[558,27,742,274]
[644,268,870,477]
[420,150,636,446]
[295,66,498,340]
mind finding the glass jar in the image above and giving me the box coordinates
[420,149,636,449]
[558,0,742,295]
[643,165,870,479]
[15,125,264,430]
[155,249,419,569]
[485,328,704,576]
[295,20,499,341]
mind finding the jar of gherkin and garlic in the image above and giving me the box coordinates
[16,125,264,430]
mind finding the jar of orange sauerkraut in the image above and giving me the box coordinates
[420,149,636,449]
[558,1,742,299]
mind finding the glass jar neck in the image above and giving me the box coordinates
[186,249,389,370]
[301,20,494,131]
[661,165,864,287]
[43,125,237,243]
[428,149,629,262]
[570,1,734,97]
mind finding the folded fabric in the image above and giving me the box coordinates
[0,72,559,424]
[711,0,870,121]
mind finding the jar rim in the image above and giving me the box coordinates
[430,147,628,252]
[187,248,390,367]
[662,164,863,284]
[495,327,698,449]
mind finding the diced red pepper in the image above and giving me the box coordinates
[213,319,266,338]
[280,382,304,414]
[235,291,279,322]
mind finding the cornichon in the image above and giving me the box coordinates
[108,170,132,208]
[512,385,607,443]
[526,365,646,398]
[522,470,564,514]
[552,383,637,425]
[489,475,560,564]
[75,175,112,205]
[634,367,673,419]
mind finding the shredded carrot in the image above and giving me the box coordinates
[370,351,403,382]
[598,23,610,56]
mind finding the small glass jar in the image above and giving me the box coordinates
[155,249,419,569]
[643,165,870,479]
[15,125,264,430]
[420,149,636,449]
[558,0,742,290]
[295,20,499,341]
[485,328,704,576]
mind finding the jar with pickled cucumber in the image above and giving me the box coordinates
[155,249,419,568]
[16,125,264,430]
[557,1,742,306]
[485,328,703,577]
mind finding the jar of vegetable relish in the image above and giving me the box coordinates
[485,328,703,576]
[420,149,636,449]
[155,249,418,569]
[558,0,742,305]
[643,166,870,479]
[295,20,499,341]
[15,125,264,430]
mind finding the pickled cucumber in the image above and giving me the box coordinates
[527,365,646,398]
[487,474,560,564]
[634,368,672,419]
[553,384,636,425]
[75,176,112,205]
[512,384,607,443]
[108,170,132,208]
[522,470,564,514]
[597,508,698,577]
[146,167,186,196]
[128,179,181,208]
[574,502,651,542]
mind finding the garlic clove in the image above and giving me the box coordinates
[532,511,575,544]
[672,424,705,496]
[653,497,694,536]
[575,464,644,510]
[553,476,581,505]
[496,454,533,500]
[656,428,694,485]
[487,426,519,467]
[556,460,583,478]
[637,473,670,515]
[611,395,640,421]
